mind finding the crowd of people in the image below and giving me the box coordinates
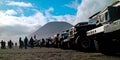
[18,35,62,49]
[18,36,53,49]
[19,36,35,49]
[0,31,69,49]
[0,40,14,49]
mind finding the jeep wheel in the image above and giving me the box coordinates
[98,38,116,55]
[76,36,96,52]
[69,38,76,49]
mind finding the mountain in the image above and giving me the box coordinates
[30,21,73,39]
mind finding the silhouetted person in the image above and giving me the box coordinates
[46,38,49,47]
[55,34,60,48]
[19,37,23,49]
[46,37,52,47]
[41,38,45,47]
[15,42,17,47]
[8,40,13,49]
[1,40,6,49]
[1,40,4,49]
[29,37,34,48]
[24,36,28,49]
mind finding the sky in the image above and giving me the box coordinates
[0,0,115,43]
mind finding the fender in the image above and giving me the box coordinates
[87,26,104,36]
[104,19,120,33]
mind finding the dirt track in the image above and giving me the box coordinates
[0,47,120,60]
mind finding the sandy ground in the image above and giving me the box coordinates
[0,47,120,60]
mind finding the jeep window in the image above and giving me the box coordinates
[108,6,120,21]
[100,14,104,23]
[116,6,120,20]
[100,11,109,24]
[105,12,110,22]
[88,17,98,24]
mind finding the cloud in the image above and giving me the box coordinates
[0,25,30,42]
[21,11,47,26]
[64,0,80,9]
[52,15,76,24]
[0,10,46,26]
[0,7,74,42]
[5,9,17,15]
[0,9,46,42]
[44,7,55,22]
[44,7,76,25]
[7,1,33,7]
[76,0,114,23]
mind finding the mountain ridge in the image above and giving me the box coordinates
[30,21,73,39]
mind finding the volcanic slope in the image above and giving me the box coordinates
[30,21,73,39]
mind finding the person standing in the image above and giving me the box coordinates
[8,40,13,49]
[15,42,17,47]
[0,40,6,49]
[29,37,34,48]
[24,36,28,49]
[19,37,23,49]
[55,34,60,48]
[1,40,4,49]
[41,38,45,47]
